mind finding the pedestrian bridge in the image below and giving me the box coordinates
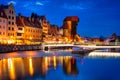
[76,45,120,48]
[42,42,120,50]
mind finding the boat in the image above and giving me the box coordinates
[72,46,93,54]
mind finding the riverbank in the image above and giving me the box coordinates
[0,45,42,53]
[0,45,74,53]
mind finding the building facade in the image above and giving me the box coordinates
[39,16,50,37]
[0,9,8,44]
[16,14,42,44]
[62,16,79,41]
[0,3,16,40]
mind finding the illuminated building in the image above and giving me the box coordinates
[62,16,79,41]
[16,13,42,44]
[39,15,50,37]
[49,25,59,36]
[0,8,8,44]
[0,3,16,39]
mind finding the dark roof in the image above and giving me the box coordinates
[64,16,79,22]
[38,16,46,21]
[0,8,7,19]
[0,4,8,9]
[16,16,24,27]
[16,15,42,28]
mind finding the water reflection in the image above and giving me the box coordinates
[63,57,78,75]
[1,50,120,80]
[0,55,79,80]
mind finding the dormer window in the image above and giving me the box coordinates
[12,11,14,14]
[1,12,3,16]
[9,10,11,14]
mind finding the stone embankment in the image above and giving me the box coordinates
[0,45,42,53]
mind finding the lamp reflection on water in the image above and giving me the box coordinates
[8,58,16,80]
[0,54,79,80]
[45,57,48,71]
[29,58,34,76]
[53,56,56,70]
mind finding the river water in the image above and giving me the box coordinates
[0,50,120,80]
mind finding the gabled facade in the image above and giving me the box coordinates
[16,13,42,44]
[0,3,16,39]
[0,8,8,44]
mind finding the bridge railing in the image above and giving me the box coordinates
[42,42,74,46]
[74,42,120,46]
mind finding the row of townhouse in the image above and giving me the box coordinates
[0,3,49,44]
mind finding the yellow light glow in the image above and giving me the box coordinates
[45,57,48,71]
[0,60,2,78]
[8,58,16,80]
[29,58,34,76]
[8,40,15,44]
[88,52,120,57]
[29,37,32,40]
[67,58,71,74]
[53,56,56,70]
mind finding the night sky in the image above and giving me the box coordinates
[0,0,120,37]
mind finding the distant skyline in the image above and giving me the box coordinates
[0,0,120,37]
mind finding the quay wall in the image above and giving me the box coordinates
[0,45,73,53]
[0,45,42,53]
